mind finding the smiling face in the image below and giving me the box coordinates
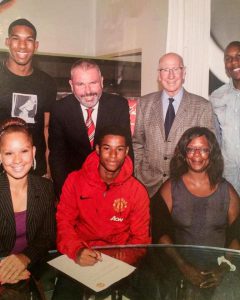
[69,67,103,108]
[5,25,38,70]
[224,44,240,89]
[185,135,210,173]
[96,134,129,181]
[158,53,186,97]
[0,131,36,182]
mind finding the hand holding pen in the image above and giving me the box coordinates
[76,243,102,266]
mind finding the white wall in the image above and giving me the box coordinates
[0,0,96,56]
[0,0,168,95]
[166,0,211,98]
[95,0,168,95]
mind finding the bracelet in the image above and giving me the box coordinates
[217,256,236,272]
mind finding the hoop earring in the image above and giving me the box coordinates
[33,158,36,170]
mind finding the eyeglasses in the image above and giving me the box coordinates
[186,147,210,156]
[224,54,240,63]
[158,67,184,75]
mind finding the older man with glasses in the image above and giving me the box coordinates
[133,52,215,198]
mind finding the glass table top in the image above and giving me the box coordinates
[1,244,240,300]
[52,244,240,300]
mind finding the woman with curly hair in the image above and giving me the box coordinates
[152,127,240,299]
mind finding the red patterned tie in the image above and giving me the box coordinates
[86,108,95,148]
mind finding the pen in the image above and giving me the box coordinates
[82,242,102,262]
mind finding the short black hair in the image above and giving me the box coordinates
[96,126,130,147]
[225,41,240,51]
[8,19,37,39]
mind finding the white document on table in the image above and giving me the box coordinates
[48,253,136,292]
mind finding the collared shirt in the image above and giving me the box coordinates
[162,88,184,121]
[210,79,240,194]
[80,101,99,126]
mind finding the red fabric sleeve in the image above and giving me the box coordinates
[56,173,86,260]
[127,184,151,245]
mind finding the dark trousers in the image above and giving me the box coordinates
[0,277,41,300]
[51,274,84,300]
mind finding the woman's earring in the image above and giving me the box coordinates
[33,158,36,170]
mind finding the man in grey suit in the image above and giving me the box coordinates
[133,53,215,197]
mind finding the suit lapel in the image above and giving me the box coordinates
[94,94,106,146]
[72,95,92,150]
[168,90,190,137]
[27,175,40,226]
[72,96,87,134]
[0,174,15,232]
[95,94,104,136]
[150,92,165,140]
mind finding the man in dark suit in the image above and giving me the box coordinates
[49,59,132,196]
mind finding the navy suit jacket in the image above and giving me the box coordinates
[49,92,133,196]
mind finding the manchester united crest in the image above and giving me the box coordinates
[113,198,128,213]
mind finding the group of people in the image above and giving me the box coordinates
[0,17,239,299]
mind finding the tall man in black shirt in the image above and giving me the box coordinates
[0,19,57,177]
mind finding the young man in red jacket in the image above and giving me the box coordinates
[53,126,150,299]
